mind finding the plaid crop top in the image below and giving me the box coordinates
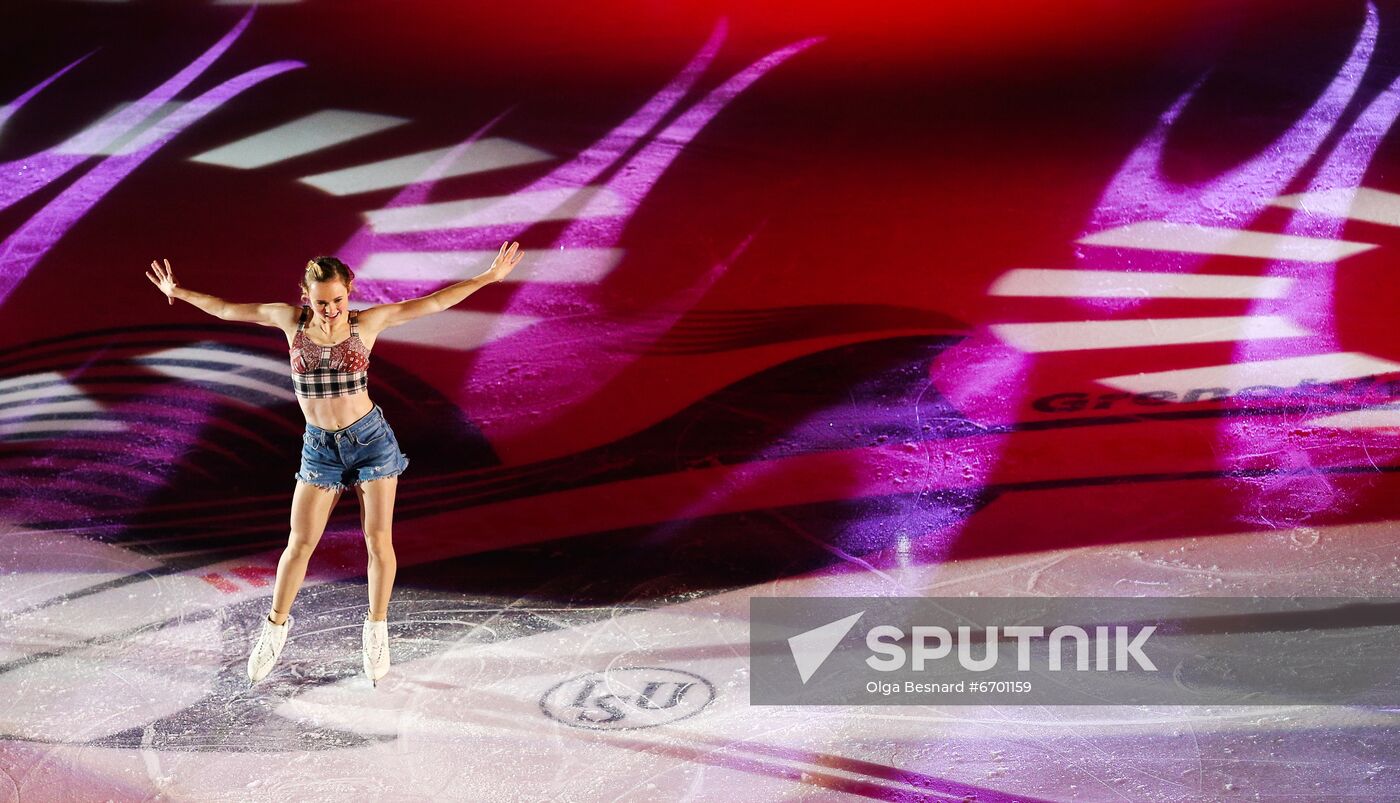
[290,306,370,398]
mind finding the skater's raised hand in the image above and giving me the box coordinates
[479,241,523,283]
[146,258,178,305]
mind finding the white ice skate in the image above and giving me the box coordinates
[363,616,390,686]
[247,614,292,684]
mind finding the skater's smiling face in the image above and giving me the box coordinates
[299,256,356,327]
[304,280,351,326]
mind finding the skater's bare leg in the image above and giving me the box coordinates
[357,476,398,621]
[269,480,343,624]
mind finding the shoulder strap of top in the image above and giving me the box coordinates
[296,305,310,331]
[349,309,359,334]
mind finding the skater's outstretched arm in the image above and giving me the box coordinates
[146,258,299,330]
[356,241,523,335]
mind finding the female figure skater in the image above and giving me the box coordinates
[144,242,523,686]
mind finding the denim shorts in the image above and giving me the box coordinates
[295,405,409,492]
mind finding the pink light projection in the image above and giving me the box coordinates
[470,35,821,452]
[1086,3,1377,236]
[334,107,516,275]
[341,21,822,458]
[346,20,728,269]
[1219,52,1400,528]
[939,2,1400,550]
[1237,72,1400,360]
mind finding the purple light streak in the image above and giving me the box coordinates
[465,33,821,448]
[0,10,257,214]
[0,9,302,311]
[344,21,821,452]
[1221,39,1400,528]
[1086,3,1376,237]
[0,51,93,137]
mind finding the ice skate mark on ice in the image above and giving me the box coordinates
[0,527,164,615]
[604,732,1060,802]
[765,509,902,589]
[1306,408,1400,430]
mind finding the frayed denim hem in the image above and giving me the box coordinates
[294,472,346,493]
[352,456,409,488]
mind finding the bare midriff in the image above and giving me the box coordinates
[298,391,374,431]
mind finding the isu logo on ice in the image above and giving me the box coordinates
[539,667,716,730]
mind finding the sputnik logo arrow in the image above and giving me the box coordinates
[788,611,864,683]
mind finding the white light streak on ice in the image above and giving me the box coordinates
[363,186,626,234]
[0,400,107,420]
[1307,409,1400,430]
[0,371,96,402]
[357,247,623,284]
[992,316,1308,353]
[1099,352,1400,394]
[0,420,124,439]
[989,268,1294,300]
[372,309,539,351]
[300,139,552,196]
[139,346,295,402]
[51,102,181,155]
[0,372,116,440]
[1271,186,1400,227]
[190,109,408,169]
[1078,221,1375,262]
